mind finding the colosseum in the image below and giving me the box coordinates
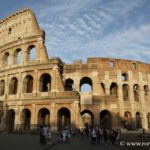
[0,8,149,132]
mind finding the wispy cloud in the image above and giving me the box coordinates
[31,0,150,63]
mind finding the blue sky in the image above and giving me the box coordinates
[0,0,150,63]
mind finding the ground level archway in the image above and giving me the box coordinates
[21,109,31,130]
[81,110,94,128]
[38,108,50,127]
[100,110,112,129]
[6,109,15,132]
[57,108,71,131]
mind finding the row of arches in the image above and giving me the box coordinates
[0,75,149,102]
[65,77,149,101]
[0,73,51,95]
[5,108,150,132]
[2,45,36,67]
[5,108,70,131]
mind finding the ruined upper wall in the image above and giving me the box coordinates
[64,57,150,73]
[0,8,43,48]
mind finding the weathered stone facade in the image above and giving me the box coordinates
[0,9,149,131]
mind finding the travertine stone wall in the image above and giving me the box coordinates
[0,9,149,131]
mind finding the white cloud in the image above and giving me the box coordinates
[32,0,150,63]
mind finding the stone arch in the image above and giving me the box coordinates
[133,84,140,101]
[9,77,18,94]
[26,45,36,61]
[122,84,129,101]
[80,77,92,92]
[135,112,142,129]
[110,82,118,96]
[121,73,128,81]
[2,52,10,67]
[65,78,74,91]
[23,75,33,93]
[147,113,150,129]
[144,85,149,96]
[100,82,105,94]
[20,108,31,130]
[100,110,112,129]
[6,109,15,132]
[0,80,5,96]
[37,108,50,127]
[57,107,71,131]
[13,48,22,64]
[39,73,51,92]
[124,111,133,130]
[81,109,94,128]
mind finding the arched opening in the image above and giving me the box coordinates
[21,109,31,130]
[124,111,133,130]
[80,77,92,92]
[81,110,94,128]
[40,74,51,92]
[144,85,149,101]
[0,80,5,96]
[38,108,50,127]
[3,52,10,67]
[135,112,142,129]
[110,82,118,96]
[9,77,18,94]
[133,84,140,102]
[122,84,129,101]
[6,109,15,132]
[23,75,33,93]
[13,48,22,64]
[65,78,74,91]
[27,45,36,61]
[101,82,105,94]
[121,73,128,81]
[0,111,3,124]
[100,110,112,129]
[147,113,150,129]
[57,108,70,131]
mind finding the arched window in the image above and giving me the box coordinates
[40,74,51,92]
[27,45,36,61]
[133,84,139,101]
[80,77,92,92]
[0,80,5,96]
[9,77,18,94]
[110,82,118,96]
[65,78,74,91]
[124,111,132,130]
[3,52,10,67]
[121,73,128,81]
[135,112,142,129]
[101,82,105,94]
[144,85,149,96]
[13,48,22,64]
[144,85,149,101]
[122,84,129,101]
[23,75,33,93]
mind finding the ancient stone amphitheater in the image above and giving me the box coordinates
[0,8,149,132]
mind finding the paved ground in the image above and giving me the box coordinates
[0,132,59,150]
[0,132,150,150]
[49,136,122,150]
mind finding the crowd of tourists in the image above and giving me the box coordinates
[39,125,121,146]
[79,127,121,145]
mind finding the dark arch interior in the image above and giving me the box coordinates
[100,110,112,129]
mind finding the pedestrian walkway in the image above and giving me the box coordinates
[0,132,59,150]
[49,136,121,150]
